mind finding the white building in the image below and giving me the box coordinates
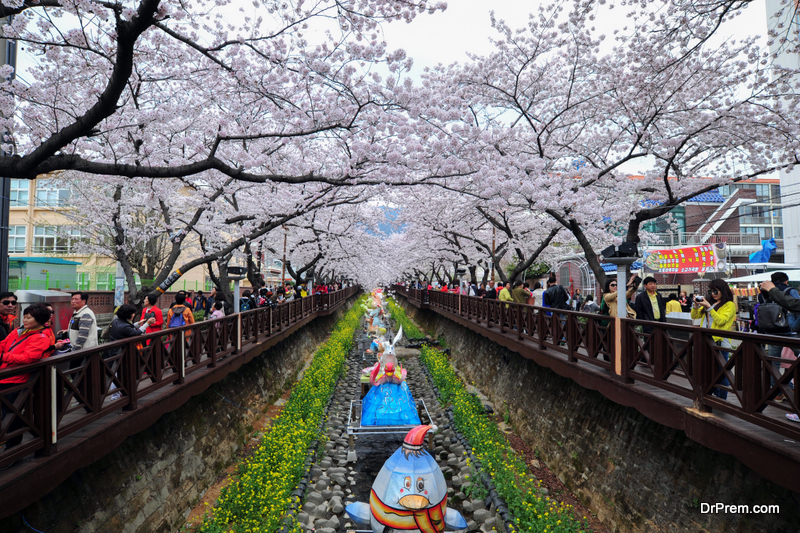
[766,0,800,263]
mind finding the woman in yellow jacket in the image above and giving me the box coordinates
[691,278,737,400]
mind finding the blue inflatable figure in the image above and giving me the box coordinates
[361,328,420,426]
[346,425,468,533]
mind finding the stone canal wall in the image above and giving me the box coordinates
[0,303,353,533]
[397,298,799,533]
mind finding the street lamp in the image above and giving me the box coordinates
[228,266,247,313]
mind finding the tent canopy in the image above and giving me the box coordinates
[726,270,800,283]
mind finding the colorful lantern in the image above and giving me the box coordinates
[345,425,468,533]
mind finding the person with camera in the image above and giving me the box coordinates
[691,279,736,400]
[140,293,164,336]
[109,305,156,347]
[633,276,666,333]
[602,276,638,320]
[758,273,800,402]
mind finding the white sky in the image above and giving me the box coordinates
[377,0,768,77]
[14,1,769,83]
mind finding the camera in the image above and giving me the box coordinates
[144,312,156,320]
[631,275,642,288]
[695,296,704,302]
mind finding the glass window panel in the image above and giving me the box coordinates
[35,179,71,207]
[9,179,29,207]
[8,225,26,253]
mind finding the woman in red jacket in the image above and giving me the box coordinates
[0,304,54,451]
[140,293,164,345]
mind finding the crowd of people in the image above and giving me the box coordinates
[0,280,349,467]
[412,270,799,409]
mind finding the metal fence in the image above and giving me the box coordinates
[8,274,217,292]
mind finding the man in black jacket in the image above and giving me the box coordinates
[759,277,800,402]
[543,278,570,310]
[633,277,666,333]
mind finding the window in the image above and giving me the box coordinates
[10,180,29,207]
[35,179,71,207]
[33,226,82,253]
[756,184,771,203]
[742,226,772,239]
[771,184,781,202]
[8,225,26,253]
[774,227,784,238]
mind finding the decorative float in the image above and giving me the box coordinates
[346,425,468,533]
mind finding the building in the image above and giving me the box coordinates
[557,176,786,297]
[7,177,211,292]
[765,0,800,263]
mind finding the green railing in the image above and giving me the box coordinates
[8,275,216,292]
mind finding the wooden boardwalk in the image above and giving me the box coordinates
[0,286,359,519]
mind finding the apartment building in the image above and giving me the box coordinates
[7,178,209,291]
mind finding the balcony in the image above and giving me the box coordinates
[643,232,784,253]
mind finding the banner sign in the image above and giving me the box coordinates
[643,243,727,274]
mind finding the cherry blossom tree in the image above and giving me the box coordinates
[0,0,447,187]
[406,0,800,288]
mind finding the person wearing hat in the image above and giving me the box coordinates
[633,276,666,333]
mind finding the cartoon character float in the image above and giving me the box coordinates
[361,327,420,426]
[345,425,468,533]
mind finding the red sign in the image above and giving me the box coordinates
[643,244,727,274]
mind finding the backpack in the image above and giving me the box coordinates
[169,306,187,328]
[239,298,251,311]
[756,287,794,332]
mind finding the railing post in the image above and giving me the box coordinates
[123,341,139,411]
[178,331,186,383]
[89,352,102,412]
[209,318,218,367]
[517,304,522,341]
[741,336,761,414]
[537,309,546,350]
[236,313,242,353]
[692,329,712,413]
[36,365,56,457]
[652,326,666,381]
[566,313,577,362]
[585,315,596,360]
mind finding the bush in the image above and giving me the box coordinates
[419,345,591,533]
[386,297,425,339]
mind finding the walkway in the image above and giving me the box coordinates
[391,285,800,494]
[0,286,359,519]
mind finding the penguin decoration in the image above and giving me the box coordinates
[345,425,468,533]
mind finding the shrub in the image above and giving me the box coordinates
[419,345,591,533]
[386,297,425,339]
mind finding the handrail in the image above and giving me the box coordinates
[0,286,360,471]
[391,285,800,443]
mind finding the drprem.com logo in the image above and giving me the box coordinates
[700,503,780,514]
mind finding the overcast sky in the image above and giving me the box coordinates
[378,0,768,77]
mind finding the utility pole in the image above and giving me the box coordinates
[0,19,17,292]
[490,226,496,285]
[280,225,287,285]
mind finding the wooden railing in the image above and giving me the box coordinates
[393,285,800,443]
[0,287,359,470]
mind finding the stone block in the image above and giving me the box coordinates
[473,508,490,523]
